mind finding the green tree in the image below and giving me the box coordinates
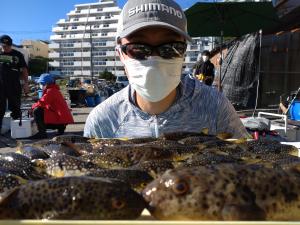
[28,56,50,76]
[99,69,116,81]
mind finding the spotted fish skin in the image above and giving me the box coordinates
[179,151,242,168]
[0,172,27,193]
[52,135,89,143]
[32,140,81,157]
[0,152,33,167]
[80,153,129,169]
[16,145,50,160]
[0,158,46,180]
[143,164,300,221]
[0,176,146,219]
[243,139,298,156]
[101,145,173,166]
[130,160,175,178]
[86,169,153,192]
[44,155,100,177]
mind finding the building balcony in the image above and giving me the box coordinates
[49,52,60,58]
[49,43,60,49]
[105,61,123,67]
[74,42,91,48]
[74,61,91,67]
[74,70,91,76]
[73,52,91,57]
[49,61,60,67]
[50,32,117,41]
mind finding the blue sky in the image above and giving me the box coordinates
[0,0,214,45]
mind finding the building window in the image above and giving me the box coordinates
[96,16,101,20]
[92,33,98,37]
[101,33,108,36]
[103,24,109,27]
[71,26,77,30]
[97,8,103,11]
[75,10,81,13]
[92,51,106,56]
[61,52,74,57]
[94,25,100,28]
[63,27,68,30]
[93,61,106,65]
[73,18,79,21]
[61,60,74,66]
[94,42,106,46]
[61,43,74,48]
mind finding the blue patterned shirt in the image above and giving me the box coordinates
[84,77,248,139]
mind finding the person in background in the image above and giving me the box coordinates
[193,50,215,86]
[30,73,74,139]
[84,0,249,139]
[0,34,29,133]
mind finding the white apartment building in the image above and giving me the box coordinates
[49,0,123,78]
[49,0,212,78]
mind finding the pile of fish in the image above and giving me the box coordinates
[0,131,300,220]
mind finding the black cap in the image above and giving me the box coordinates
[0,35,13,46]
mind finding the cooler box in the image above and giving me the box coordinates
[1,112,11,134]
[290,101,300,121]
[10,118,38,139]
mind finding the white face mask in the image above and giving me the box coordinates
[122,56,184,102]
[202,55,209,62]
[39,84,44,90]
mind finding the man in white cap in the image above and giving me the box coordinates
[84,0,248,139]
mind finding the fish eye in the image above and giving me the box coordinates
[140,182,147,188]
[111,197,126,209]
[172,179,189,195]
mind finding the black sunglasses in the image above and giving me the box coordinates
[120,41,187,60]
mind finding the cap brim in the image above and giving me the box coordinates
[119,21,192,42]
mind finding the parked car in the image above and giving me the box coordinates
[115,75,129,86]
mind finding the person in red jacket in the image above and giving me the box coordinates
[31,73,74,139]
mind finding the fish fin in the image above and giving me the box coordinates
[0,187,20,205]
[200,127,209,135]
[231,138,247,144]
[32,159,47,169]
[61,142,82,156]
[221,203,266,220]
[15,141,24,153]
[217,132,233,140]
[288,164,300,175]
[201,128,209,135]
[10,174,28,185]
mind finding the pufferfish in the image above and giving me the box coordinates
[0,176,146,220]
[143,164,300,221]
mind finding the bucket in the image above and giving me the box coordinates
[37,90,43,99]
[290,101,300,121]
[85,96,95,107]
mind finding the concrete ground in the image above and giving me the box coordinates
[0,107,92,153]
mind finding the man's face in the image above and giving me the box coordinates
[118,27,185,61]
[0,44,11,53]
